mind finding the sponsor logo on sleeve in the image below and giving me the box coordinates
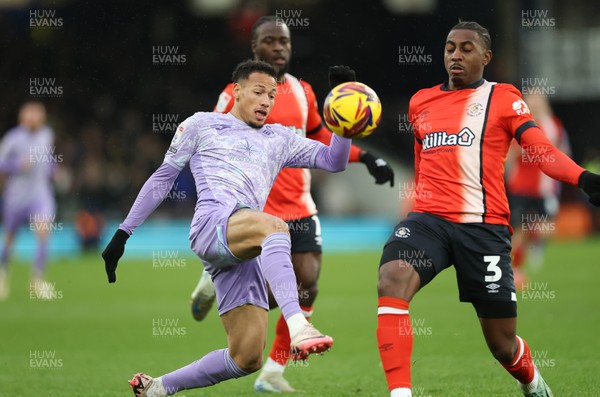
[512,99,531,116]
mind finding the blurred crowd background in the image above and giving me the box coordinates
[1,0,599,250]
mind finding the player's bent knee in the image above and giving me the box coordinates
[231,350,264,373]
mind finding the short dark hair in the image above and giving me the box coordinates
[450,21,492,50]
[251,15,284,41]
[231,59,277,83]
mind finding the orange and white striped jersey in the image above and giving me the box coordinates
[409,79,583,226]
[215,74,361,221]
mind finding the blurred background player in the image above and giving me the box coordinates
[506,93,572,287]
[376,21,600,397]
[190,16,395,393]
[0,101,57,300]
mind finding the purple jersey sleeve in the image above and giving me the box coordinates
[283,130,350,172]
[163,121,199,171]
[119,162,181,235]
[0,131,20,173]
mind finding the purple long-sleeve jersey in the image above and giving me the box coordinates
[119,112,350,237]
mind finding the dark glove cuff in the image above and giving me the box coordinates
[113,229,130,243]
[578,171,590,189]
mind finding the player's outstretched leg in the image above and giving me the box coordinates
[190,269,216,321]
[130,305,266,396]
[480,317,553,396]
[377,259,421,397]
[259,232,332,357]
[255,250,319,393]
[501,336,553,397]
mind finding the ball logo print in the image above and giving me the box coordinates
[323,82,382,139]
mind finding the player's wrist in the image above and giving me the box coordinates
[359,151,375,164]
[113,229,130,243]
[578,170,590,189]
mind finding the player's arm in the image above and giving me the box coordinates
[518,126,600,205]
[304,67,394,185]
[102,121,198,283]
[0,133,24,174]
[282,127,351,173]
[307,124,394,186]
[501,85,600,205]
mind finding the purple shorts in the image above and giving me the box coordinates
[2,198,56,233]
[190,205,269,316]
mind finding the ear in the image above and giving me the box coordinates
[483,50,493,66]
[232,83,241,101]
[251,40,257,55]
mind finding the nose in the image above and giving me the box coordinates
[451,48,463,61]
[273,39,284,52]
[260,94,271,108]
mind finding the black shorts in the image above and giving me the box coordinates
[380,212,516,306]
[509,194,557,229]
[287,215,322,254]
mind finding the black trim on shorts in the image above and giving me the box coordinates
[514,120,537,144]
[472,300,517,318]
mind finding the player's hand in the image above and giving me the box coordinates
[578,171,600,206]
[102,229,130,283]
[360,151,394,187]
[328,65,356,89]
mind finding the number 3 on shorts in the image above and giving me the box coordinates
[484,255,501,282]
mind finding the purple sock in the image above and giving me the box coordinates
[161,348,247,394]
[260,232,301,320]
[34,238,48,278]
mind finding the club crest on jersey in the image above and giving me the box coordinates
[466,102,484,117]
[395,227,411,238]
[512,99,530,116]
[422,128,475,151]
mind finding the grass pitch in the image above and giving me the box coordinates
[1,238,599,396]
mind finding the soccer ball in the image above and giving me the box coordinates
[323,82,382,139]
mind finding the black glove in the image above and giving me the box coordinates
[578,171,600,206]
[360,151,394,187]
[102,229,130,283]
[328,65,356,89]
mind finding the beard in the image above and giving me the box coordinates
[274,62,289,79]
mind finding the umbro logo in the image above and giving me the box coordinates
[379,343,394,352]
[486,283,501,293]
